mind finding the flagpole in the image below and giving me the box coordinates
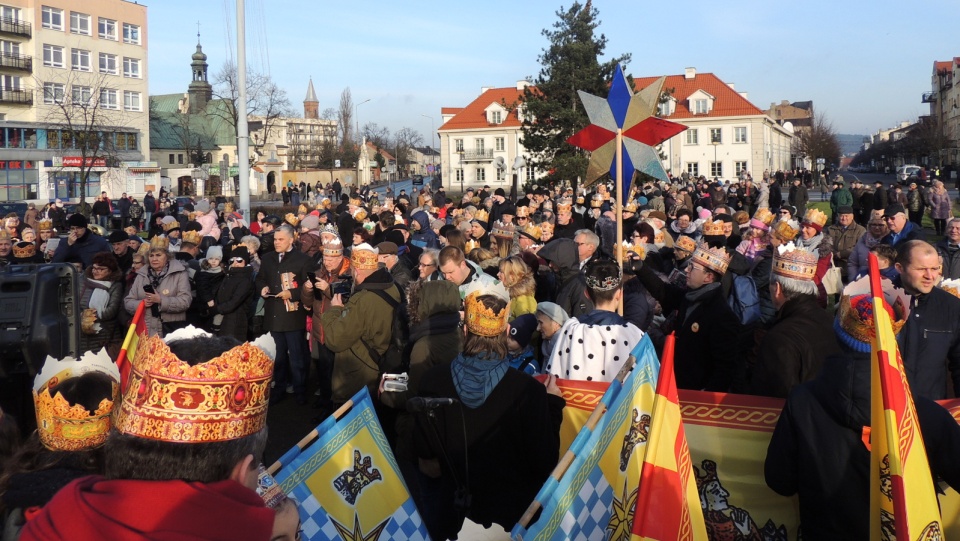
[616,128,624,315]
[265,398,355,475]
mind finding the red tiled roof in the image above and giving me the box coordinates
[441,107,463,115]
[439,87,525,131]
[365,141,395,161]
[936,60,953,73]
[632,73,763,119]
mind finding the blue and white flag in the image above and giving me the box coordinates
[273,387,431,541]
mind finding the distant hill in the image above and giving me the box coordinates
[837,134,867,156]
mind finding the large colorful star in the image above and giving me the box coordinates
[567,64,687,195]
[331,514,388,541]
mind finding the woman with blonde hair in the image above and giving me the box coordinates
[498,255,536,320]
[929,179,953,236]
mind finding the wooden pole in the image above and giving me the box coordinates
[266,399,355,475]
[616,128,624,315]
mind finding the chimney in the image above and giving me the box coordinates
[684,67,696,80]
[739,92,749,100]
[516,80,532,90]
[727,82,735,91]
[781,100,790,106]
[480,86,492,94]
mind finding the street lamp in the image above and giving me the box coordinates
[421,114,435,178]
[355,98,371,145]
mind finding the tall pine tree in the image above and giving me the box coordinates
[521,1,629,188]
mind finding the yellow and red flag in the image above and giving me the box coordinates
[868,253,943,540]
[632,333,707,541]
[114,300,146,391]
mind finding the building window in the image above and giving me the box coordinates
[43,44,64,68]
[455,168,464,182]
[41,6,63,30]
[69,12,90,35]
[735,161,748,176]
[168,153,175,164]
[709,128,722,144]
[177,154,183,165]
[99,88,117,109]
[98,17,117,40]
[72,85,92,105]
[734,127,747,143]
[454,138,463,152]
[476,168,485,181]
[0,40,20,56]
[658,101,670,117]
[694,99,708,114]
[122,23,140,45]
[1,74,21,91]
[123,90,141,111]
[496,168,505,181]
[686,162,699,176]
[495,137,505,151]
[99,53,117,75]
[0,6,20,22]
[43,82,64,104]
[710,161,723,178]
[71,49,91,72]
[526,167,535,181]
[122,57,140,78]
[116,133,136,151]
[491,110,501,124]
[475,139,484,152]
[685,129,698,145]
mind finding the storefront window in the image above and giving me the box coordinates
[0,161,39,201]
[23,128,37,149]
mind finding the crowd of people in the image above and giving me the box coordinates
[2,168,960,539]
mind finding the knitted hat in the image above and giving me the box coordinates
[536,301,569,326]
[300,215,320,231]
[108,230,129,244]
[508,314,538,349]
[230,246,251,263]
[67,213,88,228]
[205,246,223,261]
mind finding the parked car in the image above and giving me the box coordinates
[897,165,921,182]
[0,202,27,219]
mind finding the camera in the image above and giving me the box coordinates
[331,275,353,302]
[382,372,409,393]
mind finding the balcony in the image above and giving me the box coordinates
[461,149,493,162]
[0,52,31,72]
[0,88,32,105]
[922,91,937,104]
[0,17,30,38]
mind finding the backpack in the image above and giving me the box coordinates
[727,274,761,326]
[360,285,409,375]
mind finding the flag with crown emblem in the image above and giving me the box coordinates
[868,254,943,540]
[114,300,146,391]
[272,387,430,541]
[512,334,659,541]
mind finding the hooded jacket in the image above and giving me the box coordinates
[214,265,254,342]
[410,211,440,249]
[537,238,593,318]
[765,351,960,540]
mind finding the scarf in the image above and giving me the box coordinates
[684,282,720,325]
[147,263,169,292]
[451,352,510,409]
[86,278,112,317]
[864,232,883,249]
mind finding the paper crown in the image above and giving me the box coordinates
[284,213,300,227]
[653,228,665,246]
[491,220,516,238]
[835,276,911,353]
[692,244,731,275]
[13,241,36,258]
[318,198,332,210]
[88,224,106,237]
[37,219,54,231]
[223,201,235,214]
[162,220,180,232]
[350,243,378,270]
[585,263,623,291]
[515,206,529,218]
[772,219,801,242]
[941,278,960,299]
[616,241,645,263]
[149,235,170,252]
[702,219,725,236]
[576,195,585,205]
[464,238,479,254]
[751,208,776,228]
[464,289,511,337]
[802,208,828,228]
[772,242,817,281]
[675,235,697,254]
[539,222,554,236]
[319,224,339,238]
[0,229,9,242]
[33,348,120,451]
[518,222,542,242]
[624,200,638,213]
[556,199,573,214]
[322,238,344,256]
[590,193,603,208]
[352,208,368,222]
[474,208,490,223]
[349,197,363,207]
[181,230,202,246]
[297,204,308,216]
[113,329,275,443]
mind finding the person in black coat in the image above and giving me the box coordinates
[254,224,315,404]
[765,293,960,540]
[215,246,255,342]
[51,214,111,270]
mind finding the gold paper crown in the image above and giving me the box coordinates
[297,204,308,216]
[162,220,180,233]
[181,230,202,246]
[941,279,960,300]
[150,235,170,252]
[37,219,53,231]
[33,348,120,451]
[752,208,776,227]
[491,220,516,238]
[350,244,379,270]
[772,242,818,281]
[318,198,332,210]
[224,201,235,214]
[556,198,573,214]
[802,208,828,228]
[349,197,362,207]
[0,229,9,242]
[464,238,479,254]
[576,195,585,205]
[113,333,274,443]
[772,220,800,242]
[616,241,645,263]
[352,208,368,222]
[516,206,529,218]
[284,213,300,227]
[624,200,638,213]
[590,193,603,208]
[836,276,911,347]
[675,235,697,254]
[702,219,725,236]
[519,222,542,241]
[653,229,665,245]
[474,208,490,223]
[88,224,106,237]
[692,244,731,275]
[539,222,554,236]
[464,290,510,337]
[13,241,36,258]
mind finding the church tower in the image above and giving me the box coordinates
[304,78,319,119]
[188,34,213,114]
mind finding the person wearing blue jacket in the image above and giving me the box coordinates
[410,210,440,249]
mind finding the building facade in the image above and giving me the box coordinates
[924,58,959,166]
[0,0,152,202]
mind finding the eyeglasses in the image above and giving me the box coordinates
[91,265,109,271]
[419,261,436,268]
[230,257,245,263]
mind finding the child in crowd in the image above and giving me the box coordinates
[506,313,539,375]
[196,246,225,329]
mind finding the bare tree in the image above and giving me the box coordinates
[392,127,424,178]
[793,111,841,169]
[361,122,391,150]
[321,107,337,121]
[40,71,133,208]
[338,88,354,145]
[211,62,293,161]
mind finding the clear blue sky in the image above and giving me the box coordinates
[147,0,960,146]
